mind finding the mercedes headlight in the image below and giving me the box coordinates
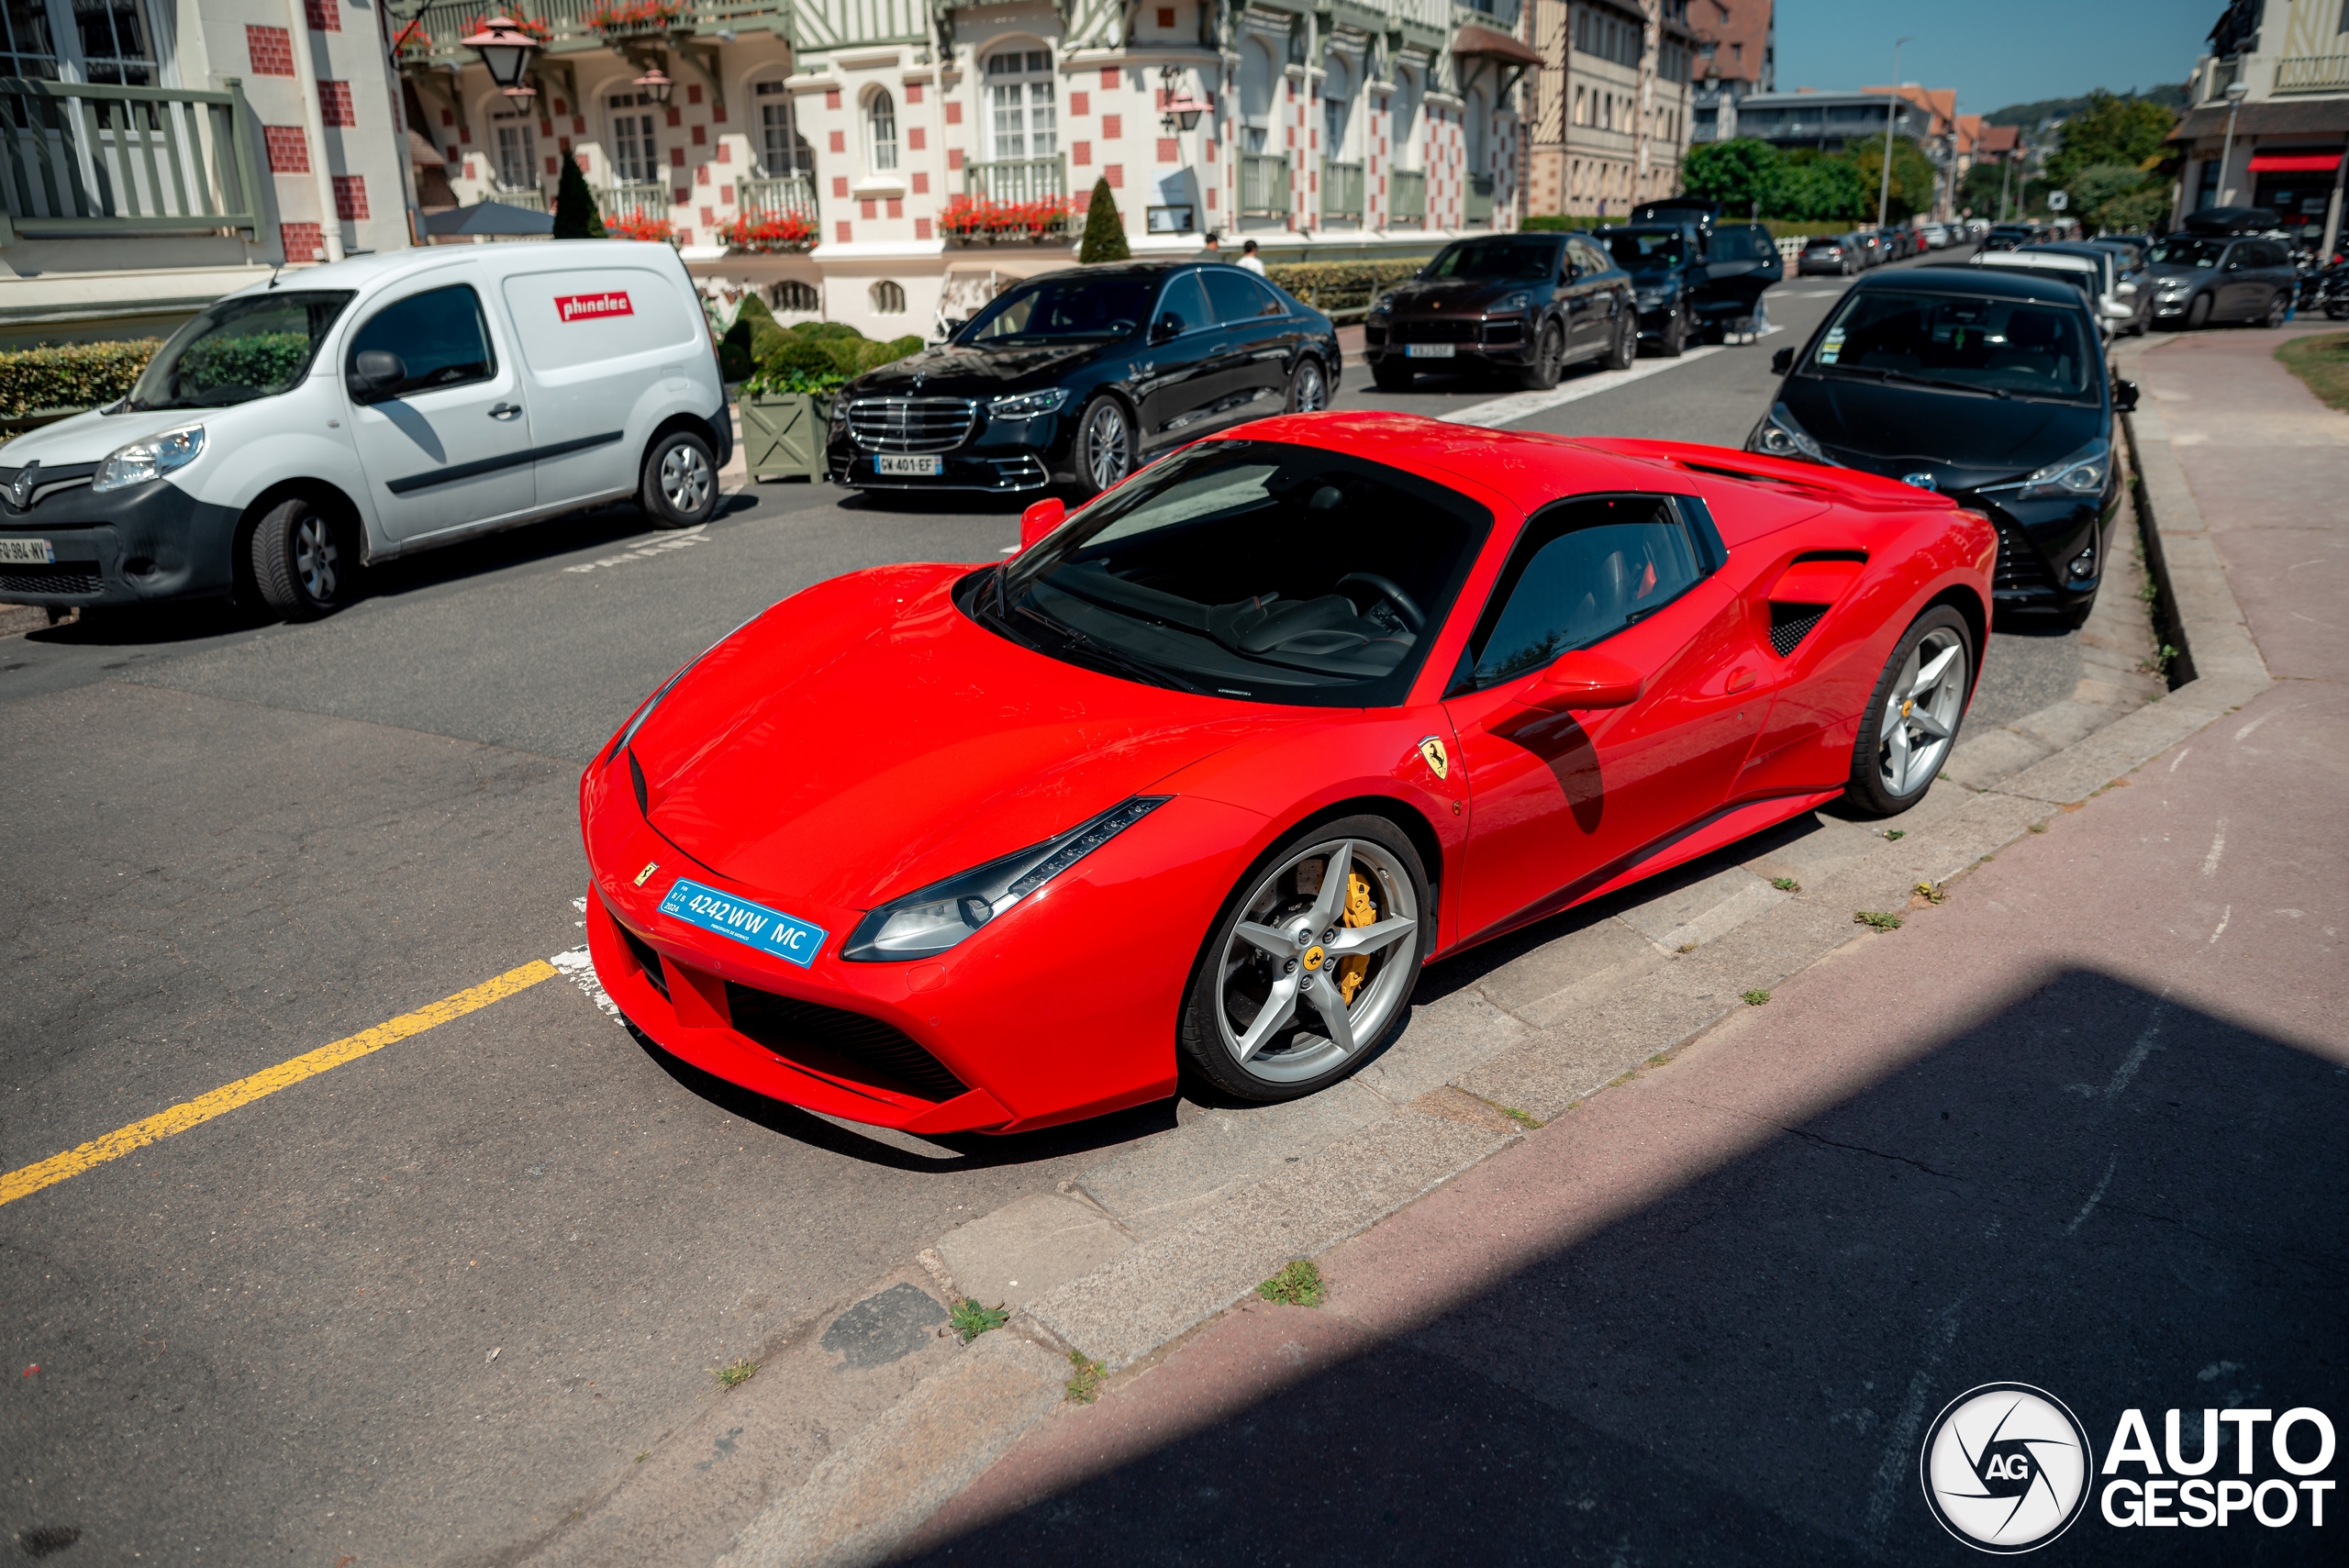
[987,388,1074,419]
[1747,402,1828,463]
[842,795,1170,962]
[91,425,204,493]
[2014,438,2110,500]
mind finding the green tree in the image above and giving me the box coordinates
[551,153,607,239]
[2095,188,2172,235]
[1681,138,1781,217]
[2066,161,2152,217]
[1077,177,1130,262]
[1848,136,1941,222]
[2046,90,2176,188]
[1770,154,1869,222]
[1959,161,2011,219]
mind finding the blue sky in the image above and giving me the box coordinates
[1771,0,2215,115]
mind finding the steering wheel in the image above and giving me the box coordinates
[1334,573,1426,634]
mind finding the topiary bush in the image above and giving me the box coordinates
[1078,177,1130,263]
[0,339,160,421]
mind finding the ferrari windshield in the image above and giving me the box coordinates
[985,441,1490,706]
[962,275,1155,344]
[126,290,353,411]
[1808,290,2095,399]
[1422,238,1563,282]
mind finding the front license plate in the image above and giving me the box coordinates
[659,877,829,968]
[0,537,55,564]
[1407,343,1455,360]
[876,454,943,477]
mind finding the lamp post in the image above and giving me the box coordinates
[2215,80,2249,208]
[1876,36,1912,235]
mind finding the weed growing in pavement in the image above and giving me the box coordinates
[1257,1259,1326,1307]
[1742,989,1772,1006]
[2144,643,2179,677]
[1914,882,1948,905]
[950,1298,1009,1341]
[1064,1350,1108,1404]
[1498,1105,1542,1129]
[2138,576,2160,604]
[716,1359,758,1389]
[1676,940,1698,953]
[1884,829,1906,840]
[2029,821,2048,833]
[635,1453,649,1463]
[1854,910,1905,931]
[1770,876,1800,893]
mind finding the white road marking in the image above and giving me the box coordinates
[2105,990,2171,1104]
[2210,905,2232,944]
[551,945,620,1020]
[2065,1149,2119,1235]
[2201,819,2227,877]
[1441,325,1786,429]
[1864,1300,1965,1548]
[2169,747,2190,773]
[2233,711,2275,741]
[564,524,709,575]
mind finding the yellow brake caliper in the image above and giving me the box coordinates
[1337,870,1376,1007]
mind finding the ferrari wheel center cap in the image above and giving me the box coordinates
[1901,698,1914,717]
[1301,945,1327,973]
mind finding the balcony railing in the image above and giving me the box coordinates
[409,0,792,57]
[599,181,666,222]
[2202,54,2243,102]
[490,184,548,212]
[0,76,261,243]
[1321,159,1364,226]
[963,155,1063,204]
[739,172,818,219]
[2276,54,2349,93]
[1463,172,1495,226]
[1241,152,1289,218]
[1389,169,1426,226]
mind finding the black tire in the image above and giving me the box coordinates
[1845,605,1975,817]
[1603,305,1637,370]
[2258,290,2288,328]
[1371,359,1415,392]
[1660,299,1690,358]
[1175,813,1431,1105]
[640,428,718,528]
[1072,395,1134,499]
[2064,595,2097,630]
[1516,320,1565,390]
[2327,301,2349,320]
[248,495,355,620]
[2185,292,2212,329]
[1286,355,1330,413]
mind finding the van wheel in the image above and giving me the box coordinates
[641,429,718,528]
[249,496,355,621]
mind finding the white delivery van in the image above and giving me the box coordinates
[0,240,729,618]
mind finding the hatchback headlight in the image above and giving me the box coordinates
[842,795,1170,962]
[2015,438,2110,500]
[987,388,1073,419]
[91,425,204,493]
[1748,402,1828,463]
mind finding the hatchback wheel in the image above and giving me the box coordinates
[2186,293,2212,329]
[641,429,718,528]
[249,496,355,621]
[1074,395,1133,497]
[1516,321,1564,390]
[2259,291,2289,328]
[1846,606,1973,817]
[1286,356,1329,413]
[1177,815,1430,1103]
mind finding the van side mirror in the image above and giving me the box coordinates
[1018,496,1065,551]
[1524,651,1645,712]
[2112,377,2140,413]
[348,350,406,402]
[1771,346,1795,375]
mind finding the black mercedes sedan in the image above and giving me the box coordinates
[827,261,1341,498]
[1746,267,2137,625]
[1363,232,1635,391]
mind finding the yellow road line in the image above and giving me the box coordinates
[0,959,559,1210]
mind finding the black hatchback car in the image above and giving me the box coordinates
[1363,231,1635,390]
[1748,267,2137,624]
[827,261,1341,497]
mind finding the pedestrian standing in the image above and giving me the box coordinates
[1199,231,1222,260]
[1237,239,1266,276]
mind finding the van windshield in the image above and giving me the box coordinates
[127,291,354,411]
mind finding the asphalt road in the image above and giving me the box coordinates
[0,245,2103,1563]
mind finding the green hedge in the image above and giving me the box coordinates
[0,339,159,419]
[741,320,925,396]
[1263,259,1431,313]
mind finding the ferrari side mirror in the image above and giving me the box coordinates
[1018,496,1065,551]
[1771,346,1795,375]
[1527,650,1644,711]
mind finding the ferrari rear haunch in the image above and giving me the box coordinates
[580,414,1993,1134]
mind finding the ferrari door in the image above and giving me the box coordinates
[1443,495,1775,943]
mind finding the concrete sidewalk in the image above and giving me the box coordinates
[889,328,2349,1561]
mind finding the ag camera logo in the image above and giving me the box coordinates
[1920,1383,2094,1552]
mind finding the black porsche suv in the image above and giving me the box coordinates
[826,260,1341,499]
[1363,232,1637,391]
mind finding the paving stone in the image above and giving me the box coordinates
[820,1284,950,1371]
[931,1192,1134,1310]
[1356,988,1533,1103]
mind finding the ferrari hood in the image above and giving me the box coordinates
[624,564,1282,907]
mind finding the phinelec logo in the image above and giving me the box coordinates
[1920,1384,2094,1552]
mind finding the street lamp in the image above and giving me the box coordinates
[460,16,541,93]
[633,66,674,106]
[1156,64,1207,133]
[2216,80,2249,208]
[1876,36,1912,235]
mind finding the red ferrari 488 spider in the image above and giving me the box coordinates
[580,414,1993,1135]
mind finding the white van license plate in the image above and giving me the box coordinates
[1406,343,1455,360]
[0,537,56,564]
[876,455,943,477]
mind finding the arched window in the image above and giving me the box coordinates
[1239,37,1275,153]
[1321,52,1351,161]
[1391,67,1420,170]
[770,280,820,313]
[865,87,898,172]
[871,280,907,314]
[985,49,1055,161]
[755,80,815,178]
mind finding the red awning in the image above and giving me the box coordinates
[1453,23,1543,66]
[2247,151,2344,173]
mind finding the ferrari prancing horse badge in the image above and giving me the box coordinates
[1417,737,1449,781]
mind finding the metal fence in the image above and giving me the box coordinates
[1241,151,1289,219]
[1321,159,1363,226]
[598,181,666,223]
[1388,169,1426,226]
[738,172,818,218]
[1463,173,1495,227]
[963,155,1063,204]
[0,76,261,242]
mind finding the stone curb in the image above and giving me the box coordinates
[712,332,2269,1568]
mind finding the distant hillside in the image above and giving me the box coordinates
[1984,83,2188,128]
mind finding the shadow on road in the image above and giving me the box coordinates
[902,971,2348,1563]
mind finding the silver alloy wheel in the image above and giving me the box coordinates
[661,441,713,515]
[293,512,339,603]
[1877,627,1967,797]
[1084,400,1130,491]
[1215,836,1419,1085]
[1291,359,1327,411]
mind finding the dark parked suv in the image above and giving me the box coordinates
[826,261,1341,497]
[1364,232,1635,390]
[1748,267,2136,625]
[1598,219,1783,352]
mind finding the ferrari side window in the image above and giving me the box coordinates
[1462,496,1704,689]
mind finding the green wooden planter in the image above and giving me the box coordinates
[740,391,834,483]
